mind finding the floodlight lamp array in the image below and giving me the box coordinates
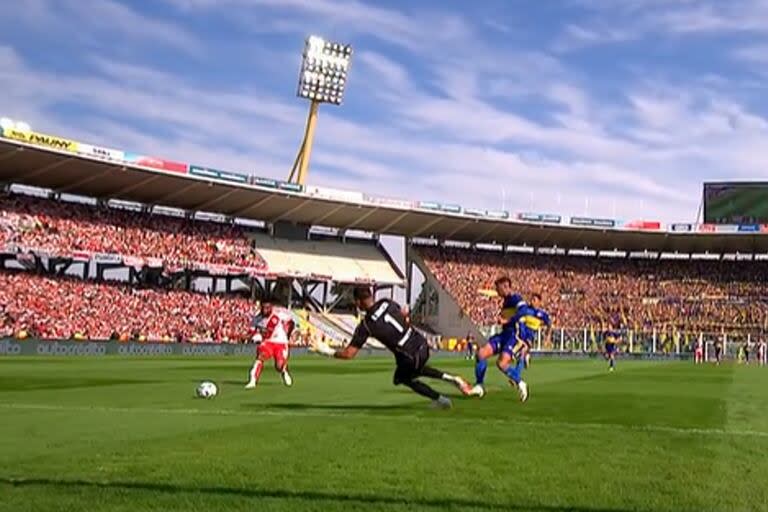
[297,36,352,105]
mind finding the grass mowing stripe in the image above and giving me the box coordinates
[3,401,767,439]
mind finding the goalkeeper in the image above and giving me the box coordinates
[311,286,472,409]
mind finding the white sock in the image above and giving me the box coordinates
[249,361,262,382]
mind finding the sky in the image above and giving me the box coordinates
[3,0,768,223]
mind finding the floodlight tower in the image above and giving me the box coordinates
[288,35,353,185]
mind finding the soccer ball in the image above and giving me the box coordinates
[470,384,486,398]
[196,381,218,399]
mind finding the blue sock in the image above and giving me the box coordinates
[504,359,525,384]
[609,357,615,369]
[475,357,488,385]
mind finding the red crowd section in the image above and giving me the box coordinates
[1,193,266,269]
[0,271,254,342]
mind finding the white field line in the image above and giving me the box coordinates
[1,402,767,440]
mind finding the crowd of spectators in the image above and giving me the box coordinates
[7,190,768,341]
[419,246,768,333]
[0,271,255,342]
[0,193,265,269]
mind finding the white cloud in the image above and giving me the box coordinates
[561,0,768,51]
[554,23,638,52]
[0,42,713,221]
[732,45,768,66]
[1,0,201,55]
[5,1,768,226]
[163,0,472,54]
[355,51,413,93]
[656,2,768,34]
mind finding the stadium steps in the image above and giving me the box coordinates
[325,313,357,335]
[307,312,351,347]
[407,245,485,340]
[309,312,386,350]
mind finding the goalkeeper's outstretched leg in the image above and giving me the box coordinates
[392,353,472,409]
[309,285,475,408]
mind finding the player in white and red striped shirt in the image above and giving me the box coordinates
[245,299,295,389]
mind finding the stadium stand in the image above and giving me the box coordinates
[3,125,768,353]
[251,233,402,284]
[417,246,768,334]
[306,312,352,346]
[1,193,265,270]
[328,313,360,334]
[0,190,405,343]
[0,270,253,342]
[1,192,402,284]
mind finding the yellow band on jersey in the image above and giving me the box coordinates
[521,315,543,331]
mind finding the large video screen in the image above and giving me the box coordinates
[703,182,768,224]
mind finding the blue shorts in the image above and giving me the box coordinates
[605,343,616,354]
[488,332,526,358]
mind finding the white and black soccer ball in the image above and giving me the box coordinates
[470,384,486,398]
[196,381,218,399]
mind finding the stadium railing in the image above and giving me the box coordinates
[472,325,759,358]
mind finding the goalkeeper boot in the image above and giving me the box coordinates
[457,377,473,396]
[430,395,453,410]
[447,375,473,396]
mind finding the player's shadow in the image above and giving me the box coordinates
[249,402,416,412]
[1,477,640,512]
[220,380,280,386]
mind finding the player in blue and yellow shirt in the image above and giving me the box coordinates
[526,293,551,367]
[505,300,551,393]
[471,276,532,402]
[603,325,620,372]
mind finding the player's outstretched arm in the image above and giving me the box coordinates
[310,339,336,356]
[310,340,359,359]
[312,321,367,359]
[334,344,359,360]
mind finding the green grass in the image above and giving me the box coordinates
[1,356,768,512]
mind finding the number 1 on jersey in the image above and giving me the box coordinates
[384,313,405,333]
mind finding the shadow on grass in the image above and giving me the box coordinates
[0,377,162,392]
[220,380,280,386]
[248,402,417,412]
[0,477,642,512]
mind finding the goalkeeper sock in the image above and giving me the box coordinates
[420,366,447,380]
[475,357,488,385]
[403,379,440,401]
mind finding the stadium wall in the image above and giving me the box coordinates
[407,246,483,340]
[0,339,385,357]
[0,339,700,361]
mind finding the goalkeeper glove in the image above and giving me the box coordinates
[311,340,337,357]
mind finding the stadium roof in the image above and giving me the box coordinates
[1,136,767,255]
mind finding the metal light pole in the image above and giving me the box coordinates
[288,36,353,185]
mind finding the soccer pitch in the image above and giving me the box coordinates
[1,356,768,512]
